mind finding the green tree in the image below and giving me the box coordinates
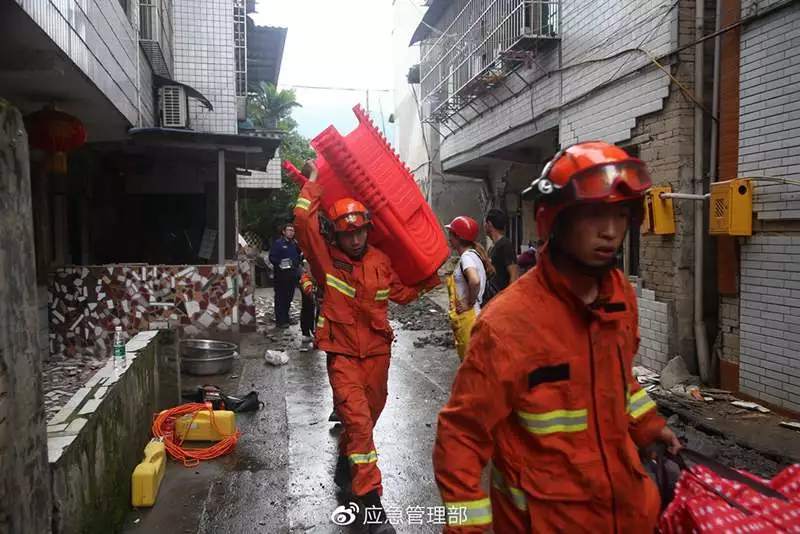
[247,82,302,129]
[240,85,315,244]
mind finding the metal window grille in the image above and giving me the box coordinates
[419,0,559,125]
[234,0,247,97]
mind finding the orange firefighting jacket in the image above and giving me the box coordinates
[294,181,424,357]
[300,272,316,297]
[433,250,665,533]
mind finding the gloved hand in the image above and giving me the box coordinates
[417,273,441,295]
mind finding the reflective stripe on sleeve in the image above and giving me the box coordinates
[348,450,378,465]
[443,498,492,527]
[627,389,657,419]
[516,408,588,435]
[326,274,356,298]
[491,467,527,511]
[295,197,311,210]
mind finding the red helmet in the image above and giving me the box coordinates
[522,141,652,238]
[328,198,371,233]
[445,216,479,242]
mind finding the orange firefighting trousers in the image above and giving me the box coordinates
[327,352,390,497]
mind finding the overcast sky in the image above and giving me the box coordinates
[251,0,399,141]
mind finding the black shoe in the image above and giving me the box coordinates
[329,409,340,422]
[334,455,351,489]
[359,491,396,534]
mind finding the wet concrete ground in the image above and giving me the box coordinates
[124,289,459,534]
[123,287,798,533]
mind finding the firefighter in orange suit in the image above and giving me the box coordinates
[294,160,439,534]
[433,142,682,533]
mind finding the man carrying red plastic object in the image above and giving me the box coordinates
[294,160,439,534]
[433,142,681,533]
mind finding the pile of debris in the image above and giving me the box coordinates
[43,352,107,420]
[389,297,449,331]
[413,332,455,350]
[635,357,768,410]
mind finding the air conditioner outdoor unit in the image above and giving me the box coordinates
[159,85,188,128]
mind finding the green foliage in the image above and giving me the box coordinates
[239,84,315,244]
[247,82,302,129]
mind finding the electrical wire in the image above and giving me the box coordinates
[152,403,240,467]
[744,176,800,188]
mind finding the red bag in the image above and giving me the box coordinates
[660,450,800,533]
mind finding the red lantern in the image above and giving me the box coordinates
[25,105,87,174]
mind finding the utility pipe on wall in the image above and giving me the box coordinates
[694,0,711,382]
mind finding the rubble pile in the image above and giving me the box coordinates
[666,414,784,479]
[42,353,107,420]
[389,297,449,331]
[413,332,455,350]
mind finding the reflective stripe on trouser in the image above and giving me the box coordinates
[515,409,588,435]
[295,197,311,210]
[327,353,390,497]
[627,389,657,419]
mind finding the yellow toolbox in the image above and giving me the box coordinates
[174,410,236,441]
[131,439,166,507]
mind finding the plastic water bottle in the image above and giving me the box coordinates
[113,326,126,373]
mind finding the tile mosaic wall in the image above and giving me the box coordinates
[49,259,255,356]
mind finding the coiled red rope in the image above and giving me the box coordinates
[152,403,240,467]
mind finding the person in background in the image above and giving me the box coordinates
[269,223,302,328]
[294,160,439,534]
[433,141,680,533]
[445,216,494,360]
[517,238,545,275]
[299,261,318,352]
[484,209,518,302]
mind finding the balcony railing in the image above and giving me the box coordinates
[419,0,559,124]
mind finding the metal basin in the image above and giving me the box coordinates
[178,339,238,376]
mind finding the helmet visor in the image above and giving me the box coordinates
[569,162,652,201]
[333,212,370,233]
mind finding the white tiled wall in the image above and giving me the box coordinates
[173,0,237,134]
[738,3,800,221]
[739,235,800,412]
[636,287,673,371]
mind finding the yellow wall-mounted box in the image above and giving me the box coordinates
[132,439,166,507]
[643,186,676,235]
[174,410,236,442]
[709,179,752,236]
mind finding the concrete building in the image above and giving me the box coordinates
[0,0,286,529]
[406,0,706,373]
[404,0,800,413]
[715,0,800,412]
[391,0,486,229]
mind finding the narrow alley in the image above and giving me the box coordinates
[121,289,458,534]
[115,289,800,534]
[5,0,800,533]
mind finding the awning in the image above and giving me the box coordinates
[127,127,283,170]
[153,75,214,111]
[409,0,447,45]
